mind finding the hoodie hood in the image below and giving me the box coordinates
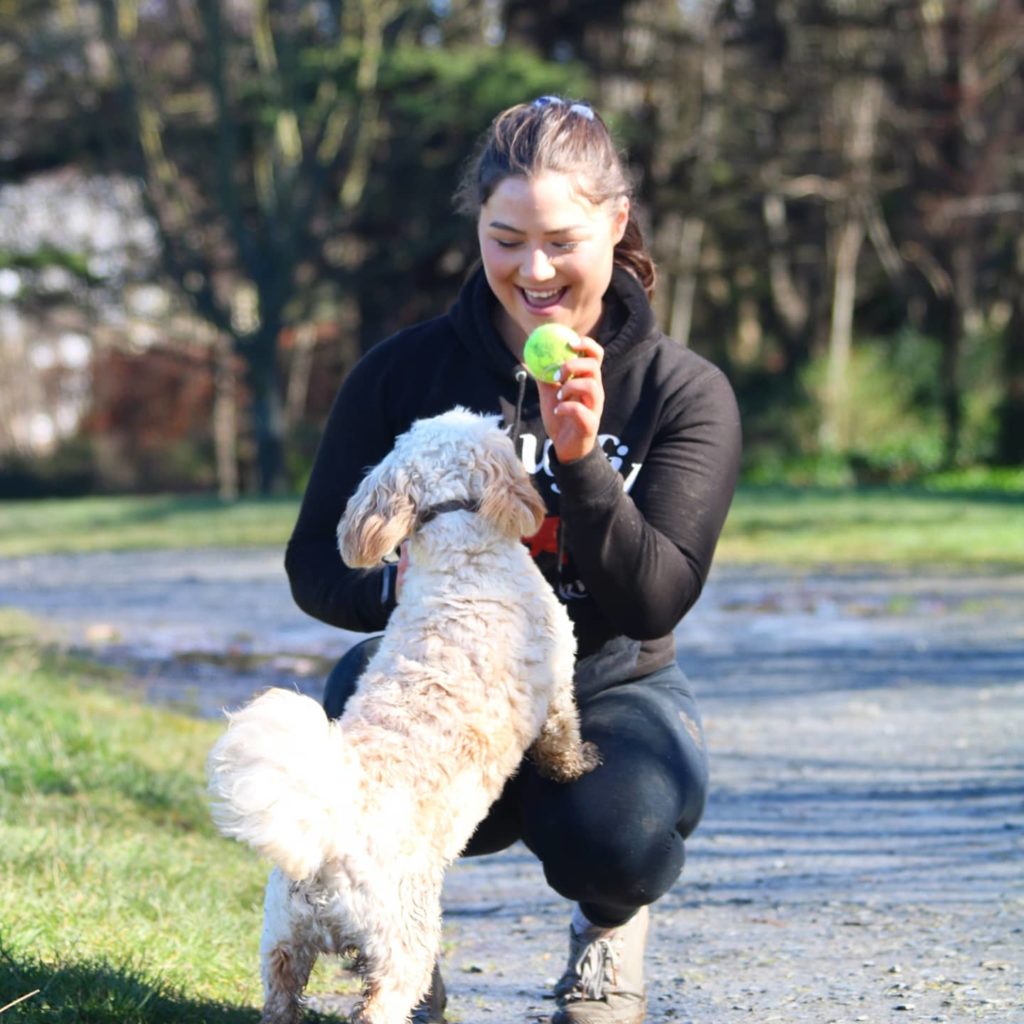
[448,265,521,383]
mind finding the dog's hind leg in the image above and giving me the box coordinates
[352,873,442,1024]
[530,676,600,782]
[259,869,320,1024]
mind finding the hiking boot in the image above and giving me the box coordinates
[551,906,648,1024]
[410,961,447,1024]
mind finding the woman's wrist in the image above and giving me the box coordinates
[552,436,596,465]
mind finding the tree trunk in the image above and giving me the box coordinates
[762,192,810,344]
[819,76,883,451]
[284,322,317,433]
[667,215,704,347]
[0,311,28,452]
[820,213,866,451]
[939,237,976,468]
[241,328,285,494]
[213,332,239,501]
[665,13,723,346]
[995,236,1024,464]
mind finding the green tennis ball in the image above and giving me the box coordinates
[523,324,579,383]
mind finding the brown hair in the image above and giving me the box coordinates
[454,97,656,298]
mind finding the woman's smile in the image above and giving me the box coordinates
[521,285,568,310]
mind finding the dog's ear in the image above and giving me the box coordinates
[337,459,417,568]
[478,439,546,539]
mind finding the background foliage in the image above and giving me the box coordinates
[1,0,1021,497]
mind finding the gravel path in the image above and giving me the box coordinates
[0,551,1021,1022]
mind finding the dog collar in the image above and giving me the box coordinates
[416,499,481,527]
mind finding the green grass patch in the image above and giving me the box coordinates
[719,485,1024,567]
[1,484,1022,567]
[0,612,347,1022]
[0,495,299,557]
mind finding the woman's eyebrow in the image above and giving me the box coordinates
[488,220,589,235]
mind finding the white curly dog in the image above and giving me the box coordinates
[207,407,598,1024]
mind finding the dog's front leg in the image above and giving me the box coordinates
[259,869,320,1024]
[530,678,600,782]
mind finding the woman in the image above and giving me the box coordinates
[285,96,742,1024]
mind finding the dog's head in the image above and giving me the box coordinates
[338,407,546,567]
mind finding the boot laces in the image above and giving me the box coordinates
[567,935,617,1001]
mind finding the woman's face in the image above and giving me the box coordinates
[477,170,628,354]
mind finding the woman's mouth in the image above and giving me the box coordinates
[519,286,567,311]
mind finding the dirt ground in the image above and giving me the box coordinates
[0,552,1021,1022]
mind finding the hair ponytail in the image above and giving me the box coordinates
[616,213,656,300]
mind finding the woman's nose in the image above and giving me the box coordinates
[521,246,556,281]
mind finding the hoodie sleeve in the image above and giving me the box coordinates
[553,366,742,640]
[284,347,400,633]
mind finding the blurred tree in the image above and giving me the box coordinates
[5,0,1021,491]
[349,43,586,345]
[889,0,1024,467]
[604,0,1022,474]
[92,0,422,492]
[85,0,588,492]
[503,0,632,63]
[0,0,129,175]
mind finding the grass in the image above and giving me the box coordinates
[0,611,349,1023]
[0,495,299,558]
[718,485,1024,567]
[1,485,1022,566]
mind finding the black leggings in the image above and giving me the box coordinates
[323,637,708,927]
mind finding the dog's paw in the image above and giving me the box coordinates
[533,741,601,782]
[579,740,601,774]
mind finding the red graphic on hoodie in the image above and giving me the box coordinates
[524,515,567,565]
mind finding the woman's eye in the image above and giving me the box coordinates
[491,238,578,253]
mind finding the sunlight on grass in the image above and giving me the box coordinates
[0,612,355,1022]
[0,486,1022,566]
[0,615,291,1021]
[718,486,1024,567]
[0,495,299,557]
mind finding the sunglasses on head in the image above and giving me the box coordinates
[531,96,595,121]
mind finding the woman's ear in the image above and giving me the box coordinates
[611,196,630,245]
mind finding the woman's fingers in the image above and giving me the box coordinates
[540,336,605,463]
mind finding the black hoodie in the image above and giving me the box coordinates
[285,266,742,695]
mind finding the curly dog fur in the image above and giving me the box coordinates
[207,408,598,1024]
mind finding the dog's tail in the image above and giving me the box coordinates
[206,688,354,881]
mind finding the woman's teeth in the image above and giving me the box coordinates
[523,287,564,307]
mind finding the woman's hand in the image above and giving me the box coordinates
[536,335,605,464]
